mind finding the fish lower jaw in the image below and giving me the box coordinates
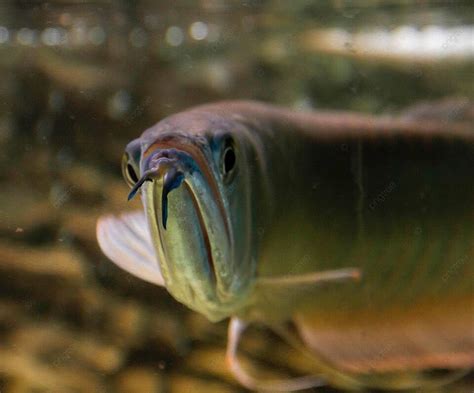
[169,284,252,323]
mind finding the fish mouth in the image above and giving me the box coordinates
[141,143,233,320]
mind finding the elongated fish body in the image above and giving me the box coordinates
[97,100,473,390]
[229,103,474,375]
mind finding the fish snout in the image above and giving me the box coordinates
[144,149,191,178]
[128,149,192,201]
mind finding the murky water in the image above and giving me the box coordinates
[0,2,472,392]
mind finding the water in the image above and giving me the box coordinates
[0,1,472,392]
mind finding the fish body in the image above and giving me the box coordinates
[97,100,474,390]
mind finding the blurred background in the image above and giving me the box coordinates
[0,1,472,392]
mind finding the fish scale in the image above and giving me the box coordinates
[280,163,468,311]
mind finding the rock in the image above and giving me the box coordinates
[66,286,105,325]
[148,310,190,355]
[0,350,58,392]
[58,163,106,205]
[114,367,164,393]
[61,207,102,251]
[0,188,57,240]
[0,349,106,393]
[104,299,146,346]
[168,373,240,393]
[69,336,124,373]
[9,323,124,373]
[183,346,233,383]
[0,242,86,283]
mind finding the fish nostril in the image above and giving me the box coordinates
[128,154,183,202]
[148,150,181,168]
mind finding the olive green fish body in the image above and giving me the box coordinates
[97,100,474,389]
[248,116,473,318]
[206,102,474,378]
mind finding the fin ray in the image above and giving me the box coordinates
[226,318,325,391]
[257,268,361,287]
[96,210,164,286]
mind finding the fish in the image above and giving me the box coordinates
[97,99,474,391]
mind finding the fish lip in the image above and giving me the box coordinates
[183,180,218,286]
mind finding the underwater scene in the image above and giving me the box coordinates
[0,1,473,392]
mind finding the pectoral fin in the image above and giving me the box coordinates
[257,268,361,287]
[96,210,164,286]
[226,318,326,392]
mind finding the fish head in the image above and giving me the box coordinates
[122,111,262,321]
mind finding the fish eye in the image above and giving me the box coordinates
[122,153,139,188]
[221,137,236,181]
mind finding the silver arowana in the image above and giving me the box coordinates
[97,100,474,391]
